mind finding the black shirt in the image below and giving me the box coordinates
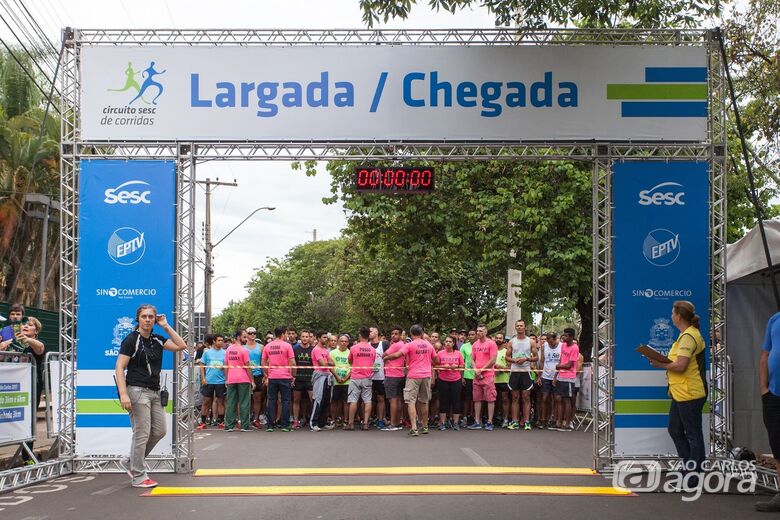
[293,344,313,382]
[119,330,165,390]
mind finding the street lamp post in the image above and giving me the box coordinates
[204,206,275,333]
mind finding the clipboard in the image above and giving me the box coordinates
[636,344,672,364]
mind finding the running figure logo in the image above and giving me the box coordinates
[108,61,166,105]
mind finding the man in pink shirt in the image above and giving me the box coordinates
[309,330,334,431]
[261,325,296,432]
[553,327,580,431]
[224,330,254,432]
[384,324,435,436]
[347,326,378,430]
[468,324,498,431]
[382,326,406,431]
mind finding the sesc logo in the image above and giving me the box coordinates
[642,228,680,266]
[107,227,146,265]
[638,182,685,206]
[104,180,151,205]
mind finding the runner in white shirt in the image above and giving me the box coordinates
[537,331,561,429]
[506,320,537,431]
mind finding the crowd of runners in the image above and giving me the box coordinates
[193,320,584,436]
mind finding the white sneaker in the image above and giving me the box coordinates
[310,425,322,432]
[259,414,268,425]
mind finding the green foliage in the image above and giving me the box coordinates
[359,0,720,28]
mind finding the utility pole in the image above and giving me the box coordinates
[196,177,237,334]
[312,228,317,242]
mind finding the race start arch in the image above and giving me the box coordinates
[4,27,731,491]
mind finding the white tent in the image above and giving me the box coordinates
[726,219,780,455]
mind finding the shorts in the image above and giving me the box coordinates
[404,377,432,403]
[540,378,555,394]
[472,379,497,402]
[762,391,780,459]
[253,375,264,392]
[495,382,510,393]
[556,381,575,398]
[294,379,313,392]
[372,379,385,397]
[348,378,373,403]
[200,383,226,399]
[385,377,404,399]
[331,384,349,402]
[508,372,534,392]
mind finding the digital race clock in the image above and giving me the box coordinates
[354,167,435,194]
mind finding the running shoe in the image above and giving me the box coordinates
[377,420,387,430]
[452,423,460,431]
[501,419,509,428]
[344,424,355,431]
[225,427,234,432]
[484,422,494,431]
[195,422,207,430]
[524,421,532,431]
[241,427,253,432]
[310,425,322,432]
[132,479,159,488]
[402,419,412,429]
[467,422,483,430]
[259,414,268,425]
[408,428,419,437]
[507,421,519,430]
[293,419,299,429]
[281,427,293,432]
[421,427,429,434]
[252,419,261,429]
[438,424,446,431]
[324,422,336,430]
[266,426,275,432]
[216,422,225,430]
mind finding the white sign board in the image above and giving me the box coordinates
[80,45,708,142]
[0,363,33,444]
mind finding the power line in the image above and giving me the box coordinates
[14,0,57,54]
[0,7,60,98]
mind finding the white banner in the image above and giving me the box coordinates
[48,358,60,436]
[81,45,708,142]
[0,363,34,444]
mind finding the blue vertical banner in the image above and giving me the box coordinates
[76,160,176,456]
[613,161,710,456]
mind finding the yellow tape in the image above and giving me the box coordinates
[194,466,598,477]
[146,484,633,497]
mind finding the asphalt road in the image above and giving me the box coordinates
[0,426,773,520]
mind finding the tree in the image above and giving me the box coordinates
[358,0,720,28]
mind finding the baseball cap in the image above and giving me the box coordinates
[246,327,257,333]
[450,328,457,333]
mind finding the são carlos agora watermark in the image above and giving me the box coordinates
[611,459,758,501]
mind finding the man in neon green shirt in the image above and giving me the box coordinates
[494,333,511,427]
[329,334,351,426]
[460,329,476,426]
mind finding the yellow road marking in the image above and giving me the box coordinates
[146,484,632,497]
[194,466,597,477]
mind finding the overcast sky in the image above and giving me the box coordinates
[8,1,495,313]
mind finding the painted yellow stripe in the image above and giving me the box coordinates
[194,466,597,477]
[146,484,633,497]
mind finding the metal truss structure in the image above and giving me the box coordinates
[0,27,730,492]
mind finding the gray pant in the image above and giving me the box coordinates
[127,386,166,484]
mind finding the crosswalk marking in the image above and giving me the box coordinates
[194,466,598,477]
[146,484,633,497]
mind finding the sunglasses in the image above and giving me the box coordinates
[247,332,256,335]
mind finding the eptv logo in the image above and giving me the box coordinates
[104,180,151,205]
[642,229,680,267]
[638,182,685,206]
[107,227,146,265]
